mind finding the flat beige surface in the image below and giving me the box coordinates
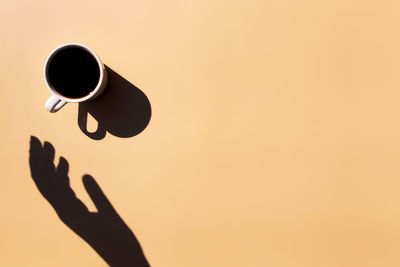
[2,0,400,266]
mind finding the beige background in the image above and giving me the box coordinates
[1,0,400,266]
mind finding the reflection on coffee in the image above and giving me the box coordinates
[48,47,100,99]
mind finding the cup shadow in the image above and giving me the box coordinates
[78,66,152,140]
[28,136,150,267]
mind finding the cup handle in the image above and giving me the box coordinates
[45,95,67,112]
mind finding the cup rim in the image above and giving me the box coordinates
[43,43,105,103]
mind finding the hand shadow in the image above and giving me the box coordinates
[28,136,150,267]
[78,66,152,140]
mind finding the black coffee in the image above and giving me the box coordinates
[48,47,100,98]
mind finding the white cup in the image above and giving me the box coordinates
[44,43,108,112]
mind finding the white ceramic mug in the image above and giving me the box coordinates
[44,43,108,112]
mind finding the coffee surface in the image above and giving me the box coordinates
[48,47,100,98]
